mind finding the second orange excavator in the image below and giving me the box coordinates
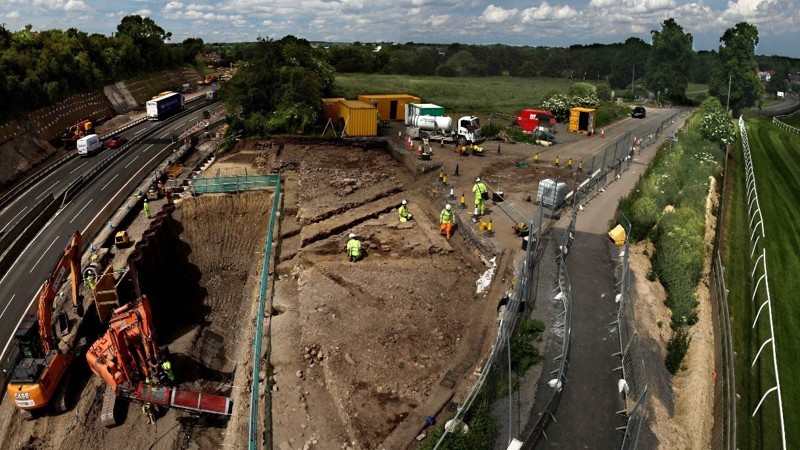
[5,230,85,418]
[86,296,232,427]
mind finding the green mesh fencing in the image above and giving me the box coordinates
[193,174,281,194]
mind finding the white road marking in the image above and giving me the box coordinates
[125,155,140,168]
[0,206,28,233]
[30,235,59,273]
[159,132,169,138]
[69,161,89,175]
[173,123,183,131]
[70,199,93,224]
[0,294,13,320]
[135,128,147,135]
[34,180,60,201]
[100,174,119,191]
[144,144,153,151]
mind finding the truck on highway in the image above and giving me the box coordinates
[77,134,102,157]
[146,92,185,121]
[404,103,482,146]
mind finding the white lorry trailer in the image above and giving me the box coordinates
[404,103,482,146]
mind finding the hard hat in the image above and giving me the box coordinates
[446,204,452,210]
[349,233,356,238]
[144,198,148,202]
[402,199,407,205]
[475,177,481,182]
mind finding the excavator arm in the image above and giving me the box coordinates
[86,296,159,389]
[36,230,83,353]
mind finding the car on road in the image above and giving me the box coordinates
[105,135,129,149]
[631,106,646,119]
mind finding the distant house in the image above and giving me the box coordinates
[757,70,772,83]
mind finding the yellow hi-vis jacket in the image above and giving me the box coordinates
[440,209,454,224]
[347,238,362,257]
[399,205,411,220]
[472,182,487,200]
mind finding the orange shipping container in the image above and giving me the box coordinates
[339,100,377,137]
[357,94,421,121]
[322,98,345,122]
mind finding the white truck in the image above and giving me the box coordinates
[404,103,482,146]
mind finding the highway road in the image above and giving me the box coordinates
[0,103,218,360]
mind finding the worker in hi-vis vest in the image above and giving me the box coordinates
[439,204,454,240]
[398,199,413,222]
[346,233,362,262]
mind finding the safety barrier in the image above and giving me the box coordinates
[738,115,787,448]
[190,173,282,450]
[0,94,210,212]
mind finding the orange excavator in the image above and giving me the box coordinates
[61,118,94,149]
[5,230,85,418]
[87,296,232,427]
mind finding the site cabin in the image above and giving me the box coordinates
[77,134,102,157]
[516,109,557,133]
[357,94,421,122]
[568,107,597,134]
[146,92,185,121]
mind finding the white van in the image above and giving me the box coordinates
[77,134,102,157]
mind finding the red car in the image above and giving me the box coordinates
[105,135,129,149]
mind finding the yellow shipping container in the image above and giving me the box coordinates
[568,107,597,134]
[321,98,345,122]
[357,94,421,121]
[339,100,377,137]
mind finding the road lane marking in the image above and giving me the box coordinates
[160,132,169,138]
[0,294,13,320]
[70,199,93,224]
[30,235,59,273]
[34,180,60,201]
[100,174,119,191]
[69,161,88,174]
[135,128,147,135]
[125,155,140,168]
[144,144,153,151]
[0,206,28,233]
[173,123,183,131]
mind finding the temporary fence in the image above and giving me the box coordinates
[738,116,787,448]
[193,174,281,194]
[191,173,282,450]
[431,200,552,449]
[610,213,651,450]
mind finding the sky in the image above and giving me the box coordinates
[2,0,799,58]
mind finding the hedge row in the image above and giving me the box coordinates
[617,111,724,373]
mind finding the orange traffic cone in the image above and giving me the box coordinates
[600,129,605,138]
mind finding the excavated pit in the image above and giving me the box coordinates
[0,192,272,450]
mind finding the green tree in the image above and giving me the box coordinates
[709,22,764,113]
[645,19,693,103]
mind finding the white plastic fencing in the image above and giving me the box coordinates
[738,115,787,449]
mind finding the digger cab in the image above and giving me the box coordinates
[114,231,131,249]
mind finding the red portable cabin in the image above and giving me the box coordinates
[516,109,557,132]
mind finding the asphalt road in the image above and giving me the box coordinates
[0,104,215,359]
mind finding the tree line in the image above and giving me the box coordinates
[0,16,204,122]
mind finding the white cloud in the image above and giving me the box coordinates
[164,2,184,12]
[482,5,518,23]
[134,9,152,16]
[5,11,21,19]
[64,0,87,11]
[520,2,579,23]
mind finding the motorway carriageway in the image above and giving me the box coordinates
[0,104,217,360]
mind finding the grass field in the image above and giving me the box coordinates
[725,118,800,449]
[333,74,573,114]
[685,82,708,100]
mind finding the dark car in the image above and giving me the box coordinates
[533,127,555,142]
[105,135,129,149]
[631,106,646,119]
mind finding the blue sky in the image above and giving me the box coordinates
[2,0,798,58]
